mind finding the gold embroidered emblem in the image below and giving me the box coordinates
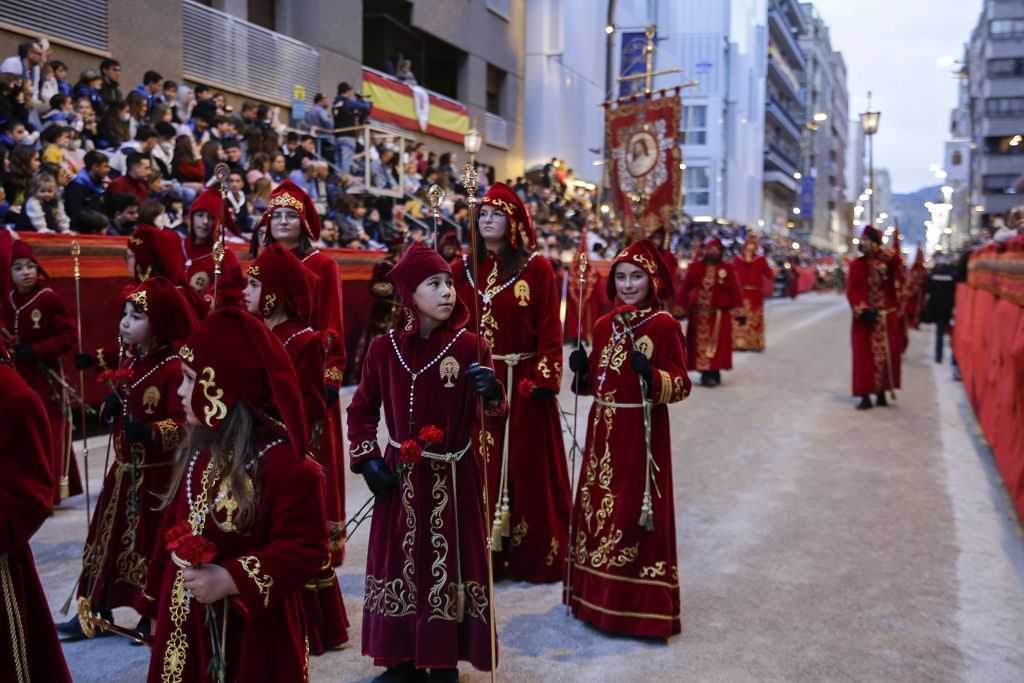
[371,281,394,296]
[545,537,560,566]
[640,561,667,578]
[262,293,277,317]
[635,335,654,359]
[189,270,210,294]
[439,356,460,388]
[198,367,228,426]
[136,264,152,282]
[267,193,304,213]
[214,481,241,532]
[514,280,530,306]
[632,253,656,275]
[30,308,42,329]
[510,518,529,549]
[248,265,260,276]
[128,289,148,312]
[178,345,194,363]
[142,386,160,414]
[239,555,273,607]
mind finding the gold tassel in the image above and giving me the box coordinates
[59,475,70,500]
[456,582,466,623]
[637,494,654,532]
[499,499,511,538]
[491,516,504,552]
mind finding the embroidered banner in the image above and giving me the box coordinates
[605,92,682,241]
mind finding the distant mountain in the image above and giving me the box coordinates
[892,184,942,247]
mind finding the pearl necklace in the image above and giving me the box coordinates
[611,310,668,341]
[301,250,320,263]
[181,238,211,269]
[461,252,538,305]
[388,328,466,434]
[185,438,286,526]
[120,348,175,419]
[282,326,313,348]
[9,288,51,336]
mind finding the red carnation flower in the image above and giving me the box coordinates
[175,534,217,566]
[163,520,193,553]
[96,368,133,388]
[400,439,423,466]
[518,377,536,397]
[418,425,444,447]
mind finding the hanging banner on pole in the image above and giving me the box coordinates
[605,93,683,240]
[619,32,649,97]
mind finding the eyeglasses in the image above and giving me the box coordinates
[269,211,300,223]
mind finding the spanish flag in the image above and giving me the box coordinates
[361,68,469,144]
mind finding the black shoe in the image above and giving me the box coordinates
[856,396,872,410]
[711,371,722,386]
[130,616,151,646]
[428,669,459,683]
[372,662,428,683]
[700,372,714,387]
[875,392,888,407]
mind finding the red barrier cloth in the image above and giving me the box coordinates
[954,241,1024,520]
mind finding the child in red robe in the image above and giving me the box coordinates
[678,237,742,387]
[347,242,507,681]
[731,235,774,352]
[144,308,328,682]
[183,188,245,309]
[3,239,83,504]
[60,276,196,641]
[566,239,691,639]
[243,242,349,655]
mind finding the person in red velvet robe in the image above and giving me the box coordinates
[678,237,742,387]
[182,188,245,310]
[347,243,507,680]
[903,246,928,330]
[847,226,904,410]
[565,239,691,639]
[261,179,348,564]
[143,308,327,683]
[3,240,83,504]
[348,236,406,384]
[243,242,349,655]
[452,182,572,583]
[61,277,196,641]
[0,340,73,683]
[731,235,774,352]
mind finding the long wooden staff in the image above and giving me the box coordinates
[71,241,91,526]
[210,163,230,312]
[463,163,498,682]
[563,253,587,612]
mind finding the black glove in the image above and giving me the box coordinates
[100,392,122,424]
[124,419,154,444]
[359,457,397,497]
[12,343,35,361]
[531,387,557,399]
[860,309,879,324]
[569,347,589,375]
[325,385,340,407]
[630,351,653,386]
[735,316,748,326]
[74,352,94,370]
[466,363,502,401]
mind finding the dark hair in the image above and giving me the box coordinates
[172,135,196,162]
[194,84,212,97]
[48,93,70,110]
[125,90,148,118]
[125,152,148,171]
[108,192,140,214]
[223,139,241,150]
[75,209,110,234]
[84,150,109,169]
[163,80,178,91]
[192,108,214,126]
[99,58,120,72]
[139,199,163,224]
[474,222,531,278]
[17,40,38,59]
[300,134,314,144]
[200,140,222,168]
[50,60,67,73]
[214,115,231,127]
[143,70,163,85]
[337,81,352,94]
[248,151,270,173]
[314,93,326,104]
[40,125,70,145]
[135,125,158,141]
[155,121,176,138]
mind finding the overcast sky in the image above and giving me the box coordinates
[811,0,983,193]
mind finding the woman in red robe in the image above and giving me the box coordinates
[347,243,507,680]
[847,226,904,410]
[0,338,73,682]
[452,182,572,583]
[261,179,348,564]
[144,308,328,683]
[182,187,245,310]
[678,238,742,387]
[4,240,83,504]
[61,277,195,640]
[566,239,691,638]
[243,242,349,655]
[731,235,774,352]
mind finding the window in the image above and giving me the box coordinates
[991,18,1024,38]
[681,105,707,145]
[988,58,1024,78]
[982,174,1018,193]
[486,65,505,116]
[983,136,1024,155]
[0,0,109,51]
[685,166,711,206]
[247,0,275,29]
[985,97,1024,117]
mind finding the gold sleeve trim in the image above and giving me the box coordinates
[657,369,672,404]
[239,556,273,608]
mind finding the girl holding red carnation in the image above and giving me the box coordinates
[60,276,196,641]
[2,239,83,505]
[451,182,573,583]
[243,241,349,655]
[144,308,329,683]
[566,239,691,639]
[347,243,507,681]
[260,180,349,565]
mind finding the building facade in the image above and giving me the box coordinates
[964,0,1024,234]
[0,0,527,180]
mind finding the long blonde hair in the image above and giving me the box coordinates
[161,400,261,532]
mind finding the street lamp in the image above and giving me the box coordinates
[463,126,483,165]
[860,91,881,227]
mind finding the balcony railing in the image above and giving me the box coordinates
[765,143,799,174]
[766,96,803,142]
[767,7,806,70]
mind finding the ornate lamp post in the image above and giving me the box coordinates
[463,126,483,165]
[860,92,881,227]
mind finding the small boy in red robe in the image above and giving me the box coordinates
[347,242,507,682]
[183,188,245,309]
